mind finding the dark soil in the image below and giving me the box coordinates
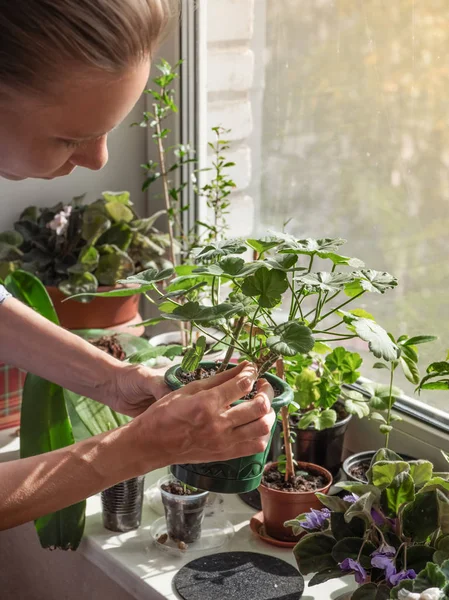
[349,461,370,482]
[262,464,328,493]
[290,402,348,428]
[90,335,126,361]
[161,485,207,544]
[161,482,203,496]
[178,365,282,399]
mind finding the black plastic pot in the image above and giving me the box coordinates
[160,478,209,543]
[343,451,416,483]
[269,410,352,476]
[101,476,145,532]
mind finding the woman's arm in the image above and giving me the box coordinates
[0,362,275,530]
[0,297,168,415]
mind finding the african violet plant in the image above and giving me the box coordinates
[0,191,170,296]
[289,448,449,599]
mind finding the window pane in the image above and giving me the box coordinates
[205,0,449,412]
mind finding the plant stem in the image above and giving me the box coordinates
[249,305,261,356]
[385,367,395,448]
[276,359,295,482]
[217,316,245,372]
[153,103,176,268]
[316,291,365,324]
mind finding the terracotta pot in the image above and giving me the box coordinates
[259,461,333,542]
[46,286,140,330]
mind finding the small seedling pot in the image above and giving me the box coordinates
[342,450,416,483]
[159,475,209,544]
[165,362,294,494]
[258,461,333,542]
[101,475,145,533]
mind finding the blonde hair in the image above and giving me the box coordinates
[0,0,177,95]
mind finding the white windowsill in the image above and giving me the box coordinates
[0,427,356,599]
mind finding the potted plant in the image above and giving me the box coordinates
[158,475,209,545]
[289,447,449,599]
[342,333,437,483]
[76,234,402,505]
[0,191,170,330]
[270,346,364,476]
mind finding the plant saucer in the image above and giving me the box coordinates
[249,511,298,548]
[150,515,234,556]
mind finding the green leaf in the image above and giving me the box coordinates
[344,390,370,418]
[402,490,439,542]
[330,511,365,540]
[380,471,415,517]
[336,481,382,499]
[352,584,390,600]
[408,460,434,487]
[118,267,174,286]
[194,239,247,261]
[315,409,337,430]
[126,345,183,364]
[332,537,376,569]
[96,250,135,285]
[102,191,132,205]
[437,489,449,535]
[105,201,134,223]
[399,355,420,385]
[364,382,402,411]
[267,321,315,356]
[368,460,410,489]
[348,317,400,362]
[316,493,352,513]
[295,271,354,292]
[98,223,133,251]
[280,237,346,256]
[181,336,207,372]
[193,257,261,278]
[403,335,438,346]
[319,252,365,268]
[131,210,166,234]
[404,545,438,574]
[65,389,130,439]
[246,238,281,255]
[241,267,288,308]
[74,246,100,272]
[21,376,86,550]
[264,253,299,271]
[434,535,449,565]
[0,230,23,246]
[81,211,111,244]
[313,341,333,354]
[346,269,398,295]
[325,347,362,384]
[293,532,337,574]
[294,369,320,410]
[308,567,345,587]
[5,270,59,325]
[166,301,240,323]
[59,272,98,298]
[344,492,376,525]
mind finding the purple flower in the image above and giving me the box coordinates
[343,493,359,503]
[388,569,417,586]
[371,507,386,526]
[371,544,397,580]
[339,558,368,584]
[301,508,331,530]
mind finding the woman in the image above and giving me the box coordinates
[0,0,274,530]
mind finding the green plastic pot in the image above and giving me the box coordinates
[164,362,293,494]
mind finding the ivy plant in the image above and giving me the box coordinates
[288,449,449,599]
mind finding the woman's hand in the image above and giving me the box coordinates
[132,361,276,469]
[110,363,172,417]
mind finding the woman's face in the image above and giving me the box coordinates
[0,61,150,181]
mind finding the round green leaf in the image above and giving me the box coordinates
[380,471,415,517]
[105,202,134,223]
[402,490,439,542]
[331,537,376,569]
[293,532,337,575]
[267,321,315,356]
[241,267,288,308]
[96,251,134,286]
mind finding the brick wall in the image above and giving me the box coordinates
[205,0,260,237]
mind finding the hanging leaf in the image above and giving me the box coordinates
[295,271,354,292]
[344,315,400,362]
[267,321,315,356]
[417,360,449,392]
[241,267,288,308]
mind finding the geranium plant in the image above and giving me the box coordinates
[0,191,170,296]
[289,448,449,599]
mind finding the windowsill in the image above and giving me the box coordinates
[0,427,356,599]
